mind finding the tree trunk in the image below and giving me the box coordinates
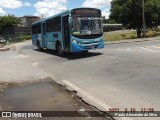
[137,28,141,38]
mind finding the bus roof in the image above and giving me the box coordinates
[32,7,102,26]
[32,10,70,25]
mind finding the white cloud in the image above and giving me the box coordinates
[82,0,112,19]
[0,0,31,9]
[82,0,111,8]
[102,8,110,19]
[0,8,7,15]
[23,2,31,7]
[34,0,67,17]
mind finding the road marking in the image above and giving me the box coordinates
[152,46,160,48]
[126,48,131,51]
[63,80,133,120]
[32,62,38,66]
[10,54,30,59]
[140,47,159,52]
[117,48,132,51]
[117,49,123,51]
[117,48,140,52]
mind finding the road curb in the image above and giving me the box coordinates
[0,47,10,51]
[105,37,160,45]
[0,44,17,52]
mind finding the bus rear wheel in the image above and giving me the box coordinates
[56,43,63,56]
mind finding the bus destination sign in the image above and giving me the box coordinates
[71,8,101,16]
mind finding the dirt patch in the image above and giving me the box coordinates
[0,78,113,120]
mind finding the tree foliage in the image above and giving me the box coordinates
[0,14,21,31]
[110,0,160,37]
[103,18,116,24]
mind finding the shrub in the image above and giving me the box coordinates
[147,31,157,37]
[121,34,126,37]
[20,35,32,40]
[24,35,32,40]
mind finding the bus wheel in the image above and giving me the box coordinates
[56,43,63,56]
[37,42,42,51]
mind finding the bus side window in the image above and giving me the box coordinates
[38,24,41,34]
[32,23,41,34]
[33,25,37,34]
[46,19,53,32]
[53,17,61,32]
[35,27,38,34]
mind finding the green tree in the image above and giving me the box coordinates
[110,0,160,38]
[0,14,21,32]
[103,18,116,24]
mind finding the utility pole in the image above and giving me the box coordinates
[142,0,146,38]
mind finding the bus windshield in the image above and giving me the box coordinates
[72,17,103,36]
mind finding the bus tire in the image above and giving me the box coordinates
[37,41,42,51]
[56,42,63,56]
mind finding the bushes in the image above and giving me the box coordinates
[145,28,160,37]
[146,31,157,37]
[5,35,32,44]
[20,35,32,40]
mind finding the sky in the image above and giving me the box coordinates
[0,0,111,19]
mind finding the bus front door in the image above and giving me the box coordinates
[62,15,70,51]
[42,23,47,48]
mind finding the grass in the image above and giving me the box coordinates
[104,29,160,42]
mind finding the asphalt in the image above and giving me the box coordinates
[0,41,112,120]
[0,46,47,83]
[1,37,160,120]
[17,38,160,120]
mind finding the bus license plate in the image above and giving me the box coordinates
[89,45,94,49]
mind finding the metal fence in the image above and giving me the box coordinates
[0,35,6,48]
[103,24,123,32]
[0,27,31,46]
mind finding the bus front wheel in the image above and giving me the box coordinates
[56,43,63,56]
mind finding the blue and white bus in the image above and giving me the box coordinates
[32,8,104,56]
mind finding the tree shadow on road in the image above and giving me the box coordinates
[34,49,103,60]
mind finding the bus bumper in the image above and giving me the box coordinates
[71,42,104,52]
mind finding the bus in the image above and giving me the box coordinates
[32,8,104,56]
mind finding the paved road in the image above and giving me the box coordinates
[0,47,47,83]
[18,40,160,120]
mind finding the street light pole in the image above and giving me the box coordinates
[142,0,146,37]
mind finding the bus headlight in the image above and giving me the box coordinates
[72,39,81,45]
[72,39,78,44]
